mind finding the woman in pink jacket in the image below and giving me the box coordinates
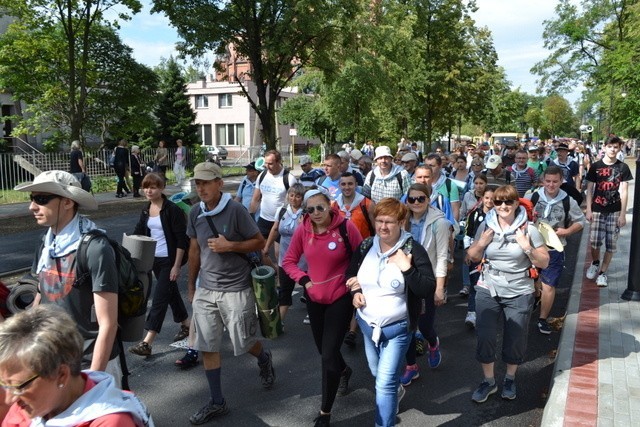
[283,189,362,427]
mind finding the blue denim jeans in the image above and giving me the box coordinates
[357,315,412,427]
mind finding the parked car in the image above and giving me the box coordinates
[204,145,228,160]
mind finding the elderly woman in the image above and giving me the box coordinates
[263,183,306,320]
[399,184,449,386]
[282,189,362,427]
[0,305,154,426]
[128,173,190,359]
[345,198,435,427]
[466,185,549,403]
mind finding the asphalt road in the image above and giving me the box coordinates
[1,194,579,426]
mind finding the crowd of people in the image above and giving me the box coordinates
[0,134,632,427]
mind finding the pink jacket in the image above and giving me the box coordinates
[283,211,363,304]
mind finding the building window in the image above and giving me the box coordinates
[219,93,233,108]
[195,95,208,108]
[198,124,212,146]
[216,124,244,146]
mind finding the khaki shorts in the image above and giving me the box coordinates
[192,287,259,356]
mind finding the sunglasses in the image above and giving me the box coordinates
[30,194,61,206]
[494,199,516,206]
[472,163,483,167]
[305,205,327,214]
[0,374,39,396]
[407,196,427,204]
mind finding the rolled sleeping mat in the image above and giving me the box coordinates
[120,234,157,342]
[7,275,39,314]
[250,265,283,339]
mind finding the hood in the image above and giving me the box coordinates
[373,164,404,181]
[422,206,446,227]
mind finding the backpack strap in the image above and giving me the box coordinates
[278,206,287,222]
[283,169,290,191]
[562,196,571,229]
[338,219,352,258]
[317,175,328,187]
[75,229,109,287]
[359,199,375,236]
[396,174,404,193]
[445,178,451,196]
[368,171,375,186]
[257,169,267,186]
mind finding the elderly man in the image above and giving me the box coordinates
[362,146,411,203]
[188,162,275,424]
[15,171,120,381]
[298,155,325,187]
[337,150,364,186]
[402,152,419,181]
[358,155,373,177]
[484,154,511,188]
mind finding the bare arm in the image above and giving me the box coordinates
[585,181,594,222]
[90,291,119,371]
[208,232,265,254]
[249,187,262,214]
[78,157,86,173]
[451,201,460,222]
[187,238,201,302]
[619,181,629,227]
[263,221,281,256]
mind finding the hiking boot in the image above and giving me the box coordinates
[596,273,608,287]
[313,413,331,426]
[586,262,600,280]
[538,319,552,335]
[337,366,352,396]
[173,324,190,342]
[258,349,275,389]
[428,337,441,368]
[465,312,476,329]
[128,341,151,357]
[459,286,470,297]
[471,380,497,403]
[400,364,420,386]
[501,378,517,400]
[189,399,229,425]
[343,331,356,348]
[175,349,199,369]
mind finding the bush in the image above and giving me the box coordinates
[307,144,322,163]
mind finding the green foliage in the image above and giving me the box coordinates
[91,176,117,193]
[155,57,199,146]
[307,144,322,164]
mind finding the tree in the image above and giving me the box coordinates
[151,0,339,150]
[0,0,142,142]
[155,57,198,146]
[542,94,577,137]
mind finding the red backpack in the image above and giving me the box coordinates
[518,198,537,222]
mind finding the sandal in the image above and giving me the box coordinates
[175,349,199,369]
[173,324,190,342]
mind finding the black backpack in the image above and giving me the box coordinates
[74,230,147,320]
[258,168,291,191]
[530,192,571,229]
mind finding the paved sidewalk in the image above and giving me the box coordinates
[542,158,640,426]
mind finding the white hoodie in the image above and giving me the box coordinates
[32,371,154,427]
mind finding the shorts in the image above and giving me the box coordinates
[589,211,620,253]
[192,287,259,356]
[539,250,565,287]
[257,217,274,238]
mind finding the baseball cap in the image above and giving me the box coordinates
[244,162,257,170]
[401,152,418,162]
[192,162,222,181]
[527,145,539,152]
[556,143,570,151]
[299,155,312,165]
[485,155,502,170]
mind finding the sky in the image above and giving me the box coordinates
[117,0,581,103]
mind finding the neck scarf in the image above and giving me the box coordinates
[536,187,568,219]
[197,193,232,218]
[37,214,98,273]
[335,192,365,214]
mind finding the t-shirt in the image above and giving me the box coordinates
[187,200,261,292]
[236,177,257,210]
[37,237,119,360]
[586,159,633,213]
[316,175,342,199]
[553,159,580,186]
[508,165,537,197]
[70,150,84,173]
[258,169,297,221]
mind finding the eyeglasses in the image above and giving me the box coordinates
[471,163,483,167]
[305,205,327,214]
[494,199,516,206]
[0,374,39,396]
[29,194,61,206]
[407,196,427,204]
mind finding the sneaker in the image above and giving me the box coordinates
[459,286,470,297]
[471,380,498,403]
[427,337,441,368]
[313,413,331,427]
[128,341,151,357]
[415,334,426,356]
[258,350,275,389]
[175,349,199,369]
[303,315,311,325]
[337,365,352,396]
[465,312,476,329]
[501,378,517,400]
[596,273,608,287]
[189,399,229,425]
[396,384,406,415]
[586,262,600,280]
[173,324,190,342]
[538,319,552,335]
[400,364,420,386]
[343,331,356,348]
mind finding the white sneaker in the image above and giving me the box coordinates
[396,384,406,415]
[465,312,476,328]
[596,273,608,287]
[586,263,600,280]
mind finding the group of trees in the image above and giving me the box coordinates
[0,0,198,151]
[533,0,640,140]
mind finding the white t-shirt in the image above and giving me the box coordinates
[258,169,297,221]
[148,215,168,257]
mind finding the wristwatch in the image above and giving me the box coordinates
[524,248,533,256]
